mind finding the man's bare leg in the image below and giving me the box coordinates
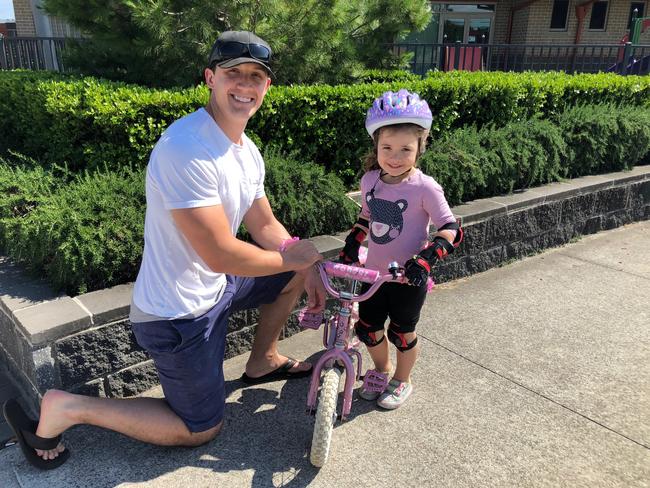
[33,389,222,460]
[245,273,310,377]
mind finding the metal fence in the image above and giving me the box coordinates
[3,37,650,76]
[390,43,650,75]
[0,37,68,71]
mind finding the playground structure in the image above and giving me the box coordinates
[608,12,650,75]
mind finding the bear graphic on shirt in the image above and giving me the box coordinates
[366,191,408,245]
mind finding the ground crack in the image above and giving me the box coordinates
[420,335,649,450]
[558,252,650,282]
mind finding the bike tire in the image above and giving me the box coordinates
[309,367,341,467]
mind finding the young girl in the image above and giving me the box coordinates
[339,89,463,409]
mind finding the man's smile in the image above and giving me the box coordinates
[231,94,254,104]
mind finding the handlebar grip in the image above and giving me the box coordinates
[323,262,380,283]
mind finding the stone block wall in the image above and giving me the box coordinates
[437,177,650,284]
[1,166,649,414]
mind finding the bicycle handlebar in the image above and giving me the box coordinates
[322,262,380,283]
[316,260,407,302]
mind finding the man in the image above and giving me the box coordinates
[3,30,324,470]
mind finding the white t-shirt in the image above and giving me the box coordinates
[131,108,265,320]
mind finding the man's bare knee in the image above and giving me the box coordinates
[182,421,222,447]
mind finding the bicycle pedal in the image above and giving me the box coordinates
[362,369,389,392]
[298,308,324,330]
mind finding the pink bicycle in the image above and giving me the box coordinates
[298,257,407,467]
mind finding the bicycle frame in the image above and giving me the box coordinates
[305,261,405,420]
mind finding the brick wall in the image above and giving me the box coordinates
[13,0,36,37]
[520,0,648,45]
[493,0,515,43]
[510,4,532,43]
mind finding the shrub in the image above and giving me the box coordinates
[479,118,567,194]
[0,154,57,220]
[559,104,650,177]
[420,118,567,204]
[263,147,359,237]
[1,165,146,295]
[420,105,649,205]
[0,154,58,249]
[418,127,488,205]
[2,70,649,186]
[0,149,357,295]
[352,69,422,84]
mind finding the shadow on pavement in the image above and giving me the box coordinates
[5,352,380,487]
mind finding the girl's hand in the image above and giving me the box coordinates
[338,228,365,264]
[404,256,429,287]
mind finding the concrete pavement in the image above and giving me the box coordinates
[1,220,649,487]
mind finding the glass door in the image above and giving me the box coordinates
[435,4,495,44]
[468,18,491,44]
[442,18,466,43]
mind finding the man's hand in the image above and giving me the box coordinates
[300,265,326,312]
[404,256,430,287]
[281,240,322,271]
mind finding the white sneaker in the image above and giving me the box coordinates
[377,379,413,409]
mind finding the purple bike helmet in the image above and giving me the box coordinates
[365,89,432,138]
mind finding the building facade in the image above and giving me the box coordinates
[399,1,650,73]
[12,0,81,38]
[0,22,17,37]
[407,1,649,45]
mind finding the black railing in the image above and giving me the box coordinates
[3,38,650,76]
[390,43,650,75]
[0,37,68,71]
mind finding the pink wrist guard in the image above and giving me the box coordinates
[278,236,300,251]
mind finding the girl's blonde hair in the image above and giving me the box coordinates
[362,123,429,173]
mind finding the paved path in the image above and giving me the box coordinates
[1,221,649,488]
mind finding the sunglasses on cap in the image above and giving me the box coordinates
[212,41,272,64]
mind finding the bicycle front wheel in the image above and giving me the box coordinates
[309,367,341,467]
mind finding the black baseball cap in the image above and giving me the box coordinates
[208,31,274,77]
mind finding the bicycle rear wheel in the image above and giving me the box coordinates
[309,367,341,467]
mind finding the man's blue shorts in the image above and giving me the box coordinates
[131,272,294,433]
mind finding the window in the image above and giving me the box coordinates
[49,16,82,38]
[588,1,608,30]
[431,4,495,13]
[550,0,570,30]
[628,3,646,30]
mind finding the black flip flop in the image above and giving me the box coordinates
[2,399,70,470]
[240,358,313,385]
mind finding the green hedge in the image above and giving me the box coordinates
[420,103,650,205]
[0,164,146,294]
[1,101,648,294]
[559,103,650,178]
[352,69,422,84]
[2,70,649,185]
[0,149,358,295]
